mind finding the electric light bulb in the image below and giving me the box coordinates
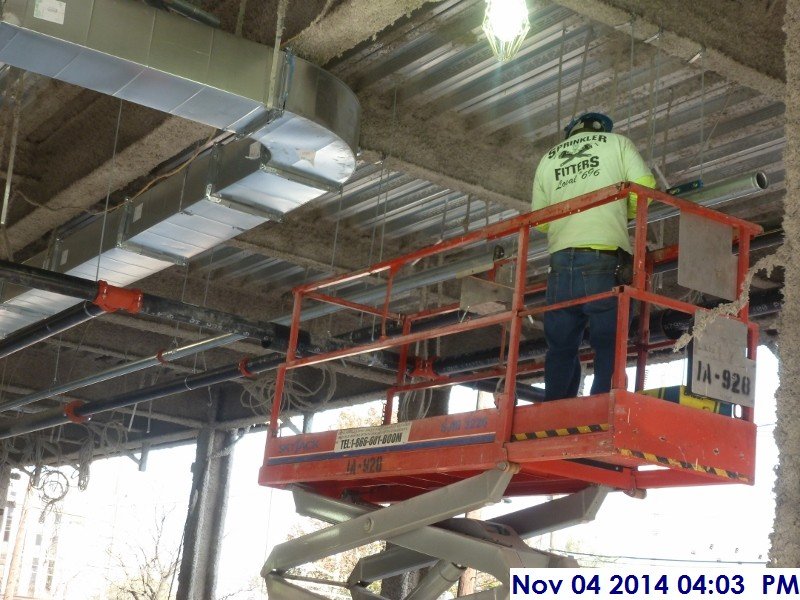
[482,0,531,62]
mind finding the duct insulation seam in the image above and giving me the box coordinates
[0,0,360,336]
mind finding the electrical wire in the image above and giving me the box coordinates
[35,468,69,523]
[627,16,634,132]
[128,129,217,202]
[239,375,273,416]
[76,429,94,491]
[95,99,123,282]
[240,365,337,415]
[398,388,431,422]
[553,548,766,566]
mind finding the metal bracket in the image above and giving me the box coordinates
[234,108,284,141]
[204,143,222,196]
[207,193,284,222]
[115,200,189,266]
[260,162,342,195]
[116,198,183,266]
[117,199,134,247]
[48,237,63,272]
[117,241,188,267]
[123,443,150,472]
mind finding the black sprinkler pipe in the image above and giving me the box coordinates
[0,301,104,360]
[0,288,781,440]
[0,354,285,440]
[0,260,99,299]
[0,258,278,342]
[138,294,277,340]
[343,309,471,345]
[0,229,784,436]
[463,378,545,402]
[162,0,221,28]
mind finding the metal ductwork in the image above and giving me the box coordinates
[0,0,361,335]
[0,0,359,183]
[0,138,339,334]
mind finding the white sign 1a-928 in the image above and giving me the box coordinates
[691,358,754,400]
[686,313,756,408]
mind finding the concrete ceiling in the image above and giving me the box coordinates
[0,0,786,465]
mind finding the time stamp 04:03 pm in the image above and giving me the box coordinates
[510,569,800,599]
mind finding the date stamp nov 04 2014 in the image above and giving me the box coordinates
[510,569,800,599]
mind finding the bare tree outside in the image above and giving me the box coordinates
[100,513,180,600]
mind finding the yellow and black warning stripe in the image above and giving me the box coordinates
[619,448,750,483]
[513,423,609,441]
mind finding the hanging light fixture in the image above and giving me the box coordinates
[482,0,530,62]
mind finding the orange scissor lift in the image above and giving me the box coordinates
[259,183,762,600]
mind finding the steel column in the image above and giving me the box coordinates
[176,413,233,600]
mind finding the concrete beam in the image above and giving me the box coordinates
[358,95,532,214]
[552,0,785,101]
[289,0,445,66]
[7,115,212,254]
[229,208,403,275]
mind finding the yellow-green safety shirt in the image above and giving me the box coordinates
[531,131,656,254]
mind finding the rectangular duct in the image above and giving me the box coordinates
[0,0,360,183]
[0,0,363,337]
[0,138,298,335]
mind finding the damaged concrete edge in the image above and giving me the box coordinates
[288,0,446,65]
[552,0,786,101]
[770,0,800,568]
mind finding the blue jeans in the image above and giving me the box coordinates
[544,249,620,400]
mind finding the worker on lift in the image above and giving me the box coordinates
[532,112,656,400]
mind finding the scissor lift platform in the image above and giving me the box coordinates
[260,389,755,502]
[259,183,762,599]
